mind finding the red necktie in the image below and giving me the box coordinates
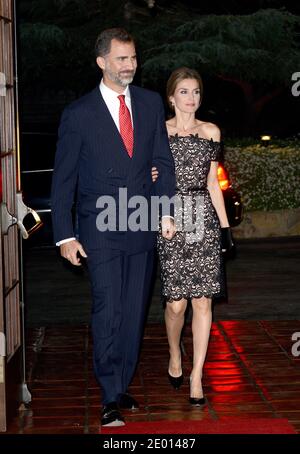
[118,95,133,158]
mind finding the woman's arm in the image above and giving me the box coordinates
[205,124,230,228]
[207,162,230,228]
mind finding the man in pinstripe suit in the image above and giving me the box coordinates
[51,28,176,427]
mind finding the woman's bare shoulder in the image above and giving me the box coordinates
[199,122,221,141]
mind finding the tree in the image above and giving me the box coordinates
[18,2,300,134]
[141,9,300,134]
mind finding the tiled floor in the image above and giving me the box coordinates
[6,321,300,434]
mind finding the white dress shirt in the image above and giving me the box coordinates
[99,79,133,130]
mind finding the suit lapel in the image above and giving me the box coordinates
[90,87,131,163]
[90,86,148,169]
[129,86,146,164]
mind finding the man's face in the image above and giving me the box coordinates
[97,39,137,89]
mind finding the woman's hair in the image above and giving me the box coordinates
[166,67,203,110]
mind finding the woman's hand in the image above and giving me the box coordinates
[151,166,159,182]
[161,217,176,240]
[221,227,234,252]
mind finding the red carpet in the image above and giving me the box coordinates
[101,417,296,434]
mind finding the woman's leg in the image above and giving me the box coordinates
[165,298,188,376]
[190,296,212,398]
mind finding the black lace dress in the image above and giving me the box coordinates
[157,134,224,301]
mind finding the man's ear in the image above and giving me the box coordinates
[96,56,105,71]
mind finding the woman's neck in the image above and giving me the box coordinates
[171,112,198,132]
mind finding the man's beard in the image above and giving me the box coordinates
[106,68,135,87]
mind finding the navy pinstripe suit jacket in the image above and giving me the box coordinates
[51,85,176,253]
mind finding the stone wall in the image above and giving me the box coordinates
[232,208,300,238]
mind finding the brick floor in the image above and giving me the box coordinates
[5,321,300,434]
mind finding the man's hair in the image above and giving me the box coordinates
[95,28,135,58]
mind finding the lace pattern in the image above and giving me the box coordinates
[157,134,224,301]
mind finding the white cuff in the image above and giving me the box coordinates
[56,237,76,246]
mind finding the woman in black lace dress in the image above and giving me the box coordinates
[157,67,232,406]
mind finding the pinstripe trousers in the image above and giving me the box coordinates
[86,248,154,405]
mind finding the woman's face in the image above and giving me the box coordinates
[170,78,201,114]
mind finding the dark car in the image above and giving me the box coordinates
[217,163,243,227]
[20,132,243,246]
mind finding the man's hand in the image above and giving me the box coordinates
[161,217,176,240]
[151,166,159,182]
[60,240,87,266]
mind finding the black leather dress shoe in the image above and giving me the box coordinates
[189,396,206,407]
[101,402,125,427]
[118,393,139,410]
[168,372,184,389]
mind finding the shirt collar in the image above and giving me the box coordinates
[100,79,130,101]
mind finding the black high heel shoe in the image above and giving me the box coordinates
[168,372,184,389]
[189,376,206,406]
[189,396,206,406]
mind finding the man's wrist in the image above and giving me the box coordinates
[56,237,76,246]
